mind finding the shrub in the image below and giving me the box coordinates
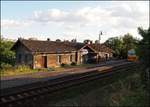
[61,63,66,67]
[0,63,12,69]
[47,67,55,71]
[16,65,31,72]
[71,62,77,66]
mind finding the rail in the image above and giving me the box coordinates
[0,62,137,107]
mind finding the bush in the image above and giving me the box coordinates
[71,62,77,66]
[47,67,55,71]
[0,63,12,69]
[0,65,35,76]
[61,63,66,67]
[16,65,31,72]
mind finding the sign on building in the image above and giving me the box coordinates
[80,49,88,55]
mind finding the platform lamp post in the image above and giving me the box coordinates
[98,31,103,63]
[99,31,102,44]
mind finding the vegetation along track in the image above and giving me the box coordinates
[0,62,137,107]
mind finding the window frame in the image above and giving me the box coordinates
[57,55,61,64]
[25,54,28,63]
[18,54,22,63]
[70,55,73,62]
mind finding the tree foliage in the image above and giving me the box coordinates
[104,37,123,58]
[104,33,138,59]
[0,38,15,68]
[137,27,150,68]
[122,33,139,58]
[137,27,150,91]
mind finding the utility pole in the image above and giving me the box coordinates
[98,31,102,63]
[99,31,102,44]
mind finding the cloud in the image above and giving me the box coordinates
[31,7,109,25]
[25,2,150,41]
[31,2,148,30]
[1,1,149,42]
[1,19,32,28]
[33,9,68,22]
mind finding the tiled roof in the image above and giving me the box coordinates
[90,44,112,53]
[11,39,112,53]
[12,39,76,53]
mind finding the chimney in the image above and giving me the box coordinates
[84,40,89,44]
[47,38,50,41]
[90,41,93,44]
[95,40,99,44]
[64,40,69,43]
[56,39,61,42]
[71,39,77,43]
[99,31,102,44]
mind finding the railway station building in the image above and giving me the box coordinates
[11,38,112,69]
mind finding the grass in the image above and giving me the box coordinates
[0,63,96,77]
[30,65,149,107]
[109,72,149,107]
[0,65,40,77]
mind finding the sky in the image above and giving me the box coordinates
[1,1,149,43]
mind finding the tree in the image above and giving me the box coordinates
[137,27,150,68]
[0,38,15,68]
[137,27,150,91]
[122,33,139,58]
[104,34,139,59]
[104,37,123,58]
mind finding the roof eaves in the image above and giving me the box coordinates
[79,44,98,53]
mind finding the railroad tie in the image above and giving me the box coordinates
[17,94,24,99]
[41,88,49,93]
[36,89,42,94]
[33,97,37,101]
[9,96,16,101]
[30,91,38,95]
[1,97,8,103]
[23,93,30,97]
[16,101,23,106]
[8,104,13,107]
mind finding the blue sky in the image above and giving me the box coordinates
[1,1,109,19]
[1,1,149,42]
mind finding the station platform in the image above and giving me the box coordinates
[1,60,127,90]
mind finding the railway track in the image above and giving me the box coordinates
[0,62,137,107]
